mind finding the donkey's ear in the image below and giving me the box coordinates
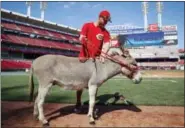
[119,45,125,53]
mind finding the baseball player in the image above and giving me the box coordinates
[74,10,112,112]
[78,10,112,63]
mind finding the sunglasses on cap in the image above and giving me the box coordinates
[101,16,112,23]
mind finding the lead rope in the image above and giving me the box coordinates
[81,39,139,72]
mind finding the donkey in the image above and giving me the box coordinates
[28,47,142,126]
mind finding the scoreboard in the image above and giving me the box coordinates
[107,24,178,47]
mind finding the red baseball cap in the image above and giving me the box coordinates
[99,10,112,23]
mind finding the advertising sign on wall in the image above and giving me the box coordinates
[148,24,158,32]
[162,25,177,31]
[108,24,178,46]
[107,25,177,34]
[118,31,165,47]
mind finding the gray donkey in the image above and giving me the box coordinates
[29,47,142,126]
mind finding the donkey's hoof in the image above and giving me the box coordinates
[94,108,99,119]
[89,121,95,125]
[33,115,39,121]
[94,114,99,120]
[43,122,50,127]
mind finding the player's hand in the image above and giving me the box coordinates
[83,37,88,41]
[100,56,105,63]
[79,57,87,63]
[79,35,88,42]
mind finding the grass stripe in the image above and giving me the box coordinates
[1,75,184,106]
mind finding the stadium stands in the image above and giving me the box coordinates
[1,14,81,71]
[128,45,179,58]
[178,48,184,53]
[128,45,180,70]
[1,34,80,51]
[1,9,183,71]
[138,61,177,70]
[178,60,184,65]
[2,22,79,42]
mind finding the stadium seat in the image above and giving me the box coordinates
[2,22,79,43]
[178,60,184,65]
[1,59,32,70]
[2,22,21,31]
[178,49,184,53]
[2,34,80,52]
[18,25,34,33]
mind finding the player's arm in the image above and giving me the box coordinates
[79,23,89,59]
[79,23,88,43]
[101,30,111,57]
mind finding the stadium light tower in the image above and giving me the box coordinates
[40,2,47,20]
[26,1,32,17]
[156,2,163,30]
[142,2,149,32]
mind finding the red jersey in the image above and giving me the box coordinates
[79,22,111,59]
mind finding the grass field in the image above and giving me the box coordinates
[1,74,184,106]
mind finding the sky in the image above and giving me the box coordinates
[1,1,184,48]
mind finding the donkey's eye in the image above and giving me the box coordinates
[122,54,129,58]
[122,54,127,58]
[132,63,137,66]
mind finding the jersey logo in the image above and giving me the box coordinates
[96,34,104,41]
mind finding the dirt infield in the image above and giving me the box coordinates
[2,101,184,127]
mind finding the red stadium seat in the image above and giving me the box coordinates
[178,60,184,65]
[51,31,62,38]
[2,22,79,42]
[18,25,34,33]
[2,22,21,31]
[178,49,184,53]
[1,59,32,70]
[1,34,80,51]
[32,27,49,36]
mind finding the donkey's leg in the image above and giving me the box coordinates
[37,83,52,126]
[74,90,83,113]
[76,90,83,105]
[87,85,98,124]
[93,88,99,119]
[33,93,39,119]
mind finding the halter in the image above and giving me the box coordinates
[81,38,139,72]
